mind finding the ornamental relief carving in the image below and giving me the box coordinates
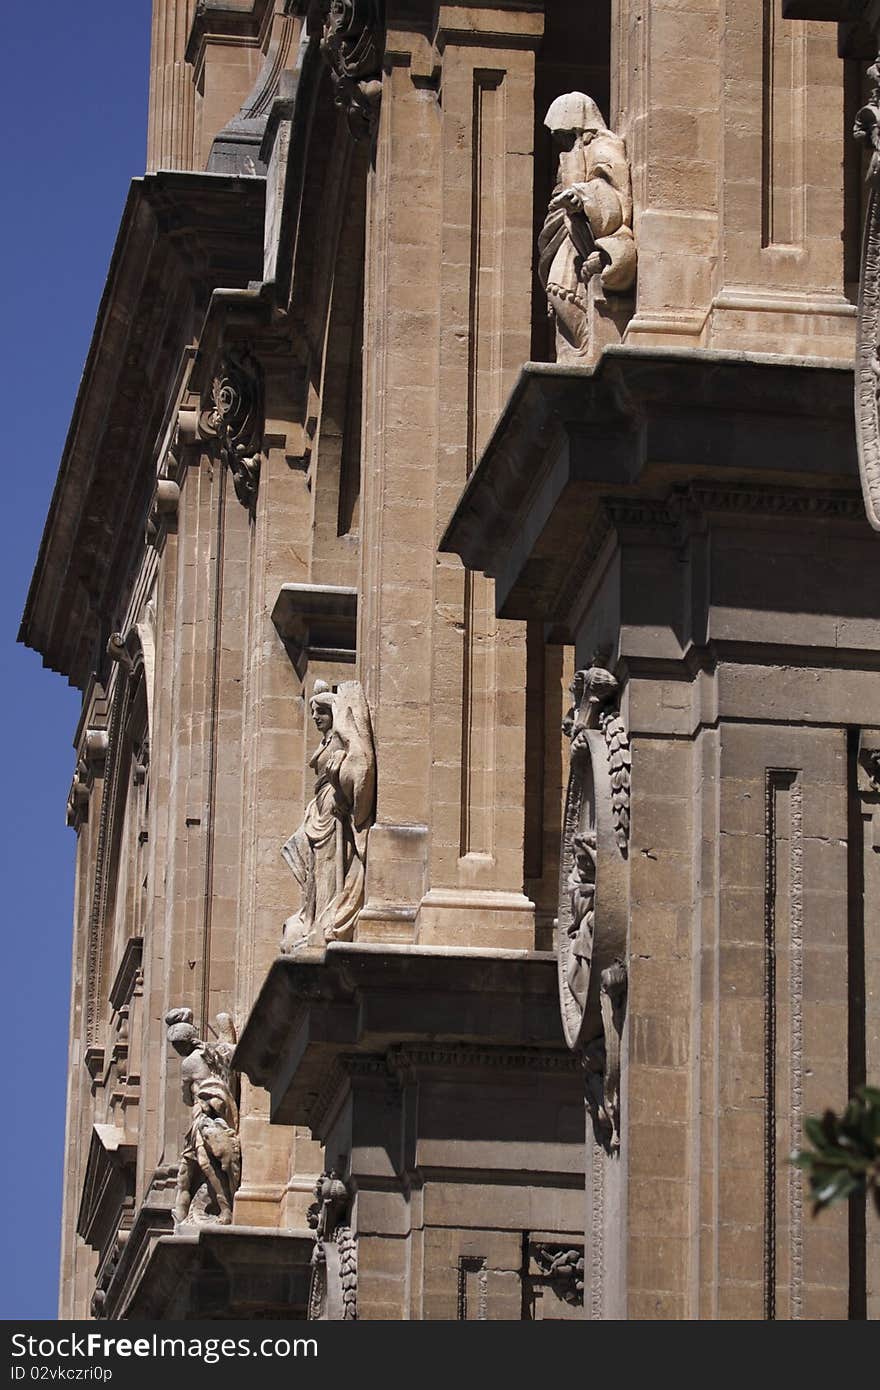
[200,351,264,511]
[854,58,880,530]
[558,658,630,1152]
[308,0,384,141]
[307,1170,357,1320]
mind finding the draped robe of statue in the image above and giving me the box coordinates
[282,680,376,949]
[538,92,636,361]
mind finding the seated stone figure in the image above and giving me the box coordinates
[538,92,637,362]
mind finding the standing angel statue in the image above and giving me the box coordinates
[281,679,376,951]
[165,1007,241,1226]
[538,92,637,362]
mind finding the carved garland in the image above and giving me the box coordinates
[854,59,880,530]
[307,1171,358,1320]
[558,658,630,1153]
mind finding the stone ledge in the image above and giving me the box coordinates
[122,1226,313,1320]
[234,943,567,1127]
[439,347,861,630]
[271,582,358,677]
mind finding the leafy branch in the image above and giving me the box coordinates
[792,1086,880,1217]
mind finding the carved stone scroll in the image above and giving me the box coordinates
[308,0,384,141]
[202,352,264,510]
[854,58,880,530]
[307,1170,358,1320]
[539,93,637,363]
[558,658,630,1152]
[165,1008,241,1227]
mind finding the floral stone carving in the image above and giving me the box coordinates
[307,1170,357,1320]
[281,679,376,951]
[165,1007,241,1226]
[559,658,630,1152]
[538,93,636,363]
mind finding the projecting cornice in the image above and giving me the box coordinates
[439,348,861,630]
[19,172,265,689]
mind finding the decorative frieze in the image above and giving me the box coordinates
[165,1008,241,1227]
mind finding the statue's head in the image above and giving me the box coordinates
[544,92,607,149]
[572,830,597,877]
[309,680,336,734]
[167,1021,198,1055]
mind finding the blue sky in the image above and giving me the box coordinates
[1,1,152,1319]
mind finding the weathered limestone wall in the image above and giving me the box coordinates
[613,0,855,357]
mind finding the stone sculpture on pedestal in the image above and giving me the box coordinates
[165,1007,241,1226]
[281,679,376,951]
[538,93,637,363]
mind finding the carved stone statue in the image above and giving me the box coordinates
[538,93,636,362]
[308,0,384,141]
[165,1007,241,1226]
[281,679,376,951]
[566,829,597,1016]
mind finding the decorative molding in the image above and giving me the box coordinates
[854,56,880,530]
[307,1171,357,1320]
[306,1043,581,1133]
[558,658,630,1153]
[145,479,180,547]
[108,937,144,1014]
[201,351,264,510]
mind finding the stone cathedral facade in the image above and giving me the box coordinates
[20,0,879,1320]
